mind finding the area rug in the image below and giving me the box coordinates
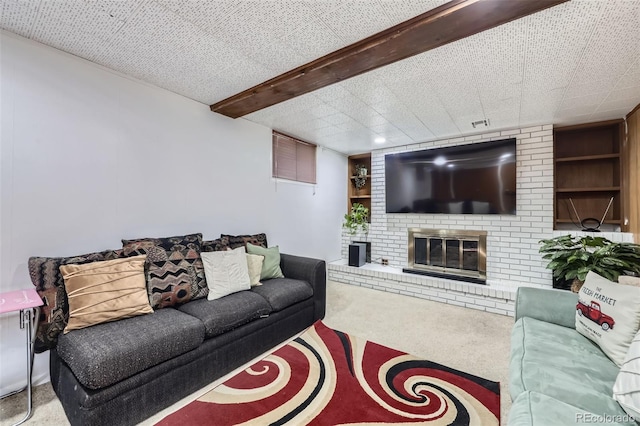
[157,321,500,425]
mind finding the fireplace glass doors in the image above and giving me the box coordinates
[407,229,487,283]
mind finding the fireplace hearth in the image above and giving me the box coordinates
[404,228,487,284]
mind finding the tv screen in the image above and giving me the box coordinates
[385,138,516,215]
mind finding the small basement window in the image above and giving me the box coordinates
[272,131,316,184]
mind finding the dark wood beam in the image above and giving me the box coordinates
[210,0,569,118]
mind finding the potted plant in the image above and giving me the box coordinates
[354,164,368,191]
[343,203,369,236]
[539,234,640,292]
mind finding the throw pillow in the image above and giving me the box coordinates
[246,253,264,286]
[220,233,268,250]
[619,275,640,287]
[122,233,207,308]
[201,247,251,300]
[60,255,153,333]
[576,271,640,366]
[246,243,284,280]
[202,238,229,252]
[613,331,640,420]
[28,248,125,352]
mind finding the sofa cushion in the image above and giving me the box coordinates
[251,278,313,312]
[202,238,229,252]
[614,330,640,420]
[178,291,271,338]
[510,317,623,416]
[56,308,204,389]
[508,391,635,426]
[122,233,207,308]
[220,233,268,250]
[28,248,125,352]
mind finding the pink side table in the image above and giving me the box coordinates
[0,288,43,426]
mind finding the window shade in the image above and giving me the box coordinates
[272,132,316,184]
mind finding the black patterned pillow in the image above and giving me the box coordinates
[202,238,229,252]
[220,233,268,250]
[28,248,124,352]
[122,233,207,308]
[146,259,198,308]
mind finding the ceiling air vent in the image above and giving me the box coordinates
[471,119,490,128]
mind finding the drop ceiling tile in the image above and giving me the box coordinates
[1,0,41,37]
[313,83,355,103]
[597,97,639,113]
[379,0,449,23]
[318,0,395,45]
[281,17,346,62]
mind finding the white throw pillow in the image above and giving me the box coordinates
[613,331,640,420]
[246,253,264,287]
[201,247,251,300]
[619,275,640,287]
[576,271,640,366]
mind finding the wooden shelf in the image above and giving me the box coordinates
[351,195,372,199]
[553,120,624,231]
[555,219,621,224]
[555,187,620,193]
[350,175,372,179]
[555,153,620,162]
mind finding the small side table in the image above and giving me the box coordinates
[0,288,43,426]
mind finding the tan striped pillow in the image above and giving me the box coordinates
[60,255,153,332]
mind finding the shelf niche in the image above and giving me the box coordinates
[553,120,625,231]
[347,153,372,222]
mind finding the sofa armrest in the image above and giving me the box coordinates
[515,287,578,329]
[280,254,326,321]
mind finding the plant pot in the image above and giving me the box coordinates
[552,277,573,291]
[571,279,584,293]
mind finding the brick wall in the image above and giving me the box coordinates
[332,124,633,314]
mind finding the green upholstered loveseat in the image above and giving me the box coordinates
[508,287,637,426]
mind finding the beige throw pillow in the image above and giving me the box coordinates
[619,275,640,287]
[576,271,640,366]
[201,247,251,300]
[60,255,153,333]
[246,253,264,286]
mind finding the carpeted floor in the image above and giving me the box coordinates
[0,280,513,425]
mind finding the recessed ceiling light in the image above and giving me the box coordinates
[374,137,386,144]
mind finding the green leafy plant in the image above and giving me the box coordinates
[343,203,369,235]
[539,235,640,287]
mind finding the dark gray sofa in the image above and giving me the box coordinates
[46,253,326,426]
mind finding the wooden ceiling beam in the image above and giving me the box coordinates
[210,0,569,118]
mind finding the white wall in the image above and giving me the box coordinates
[0,32,347,394]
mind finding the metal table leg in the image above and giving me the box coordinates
[0,306,40,426]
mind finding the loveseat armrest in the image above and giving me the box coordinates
[280,254,326,321]
[515,287,578,329]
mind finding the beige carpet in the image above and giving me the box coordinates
[0,281,513,425]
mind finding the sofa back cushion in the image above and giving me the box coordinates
[122,233,207,309]
[61,255,153,332]
[220,233,268,250]
[28,248,125,352]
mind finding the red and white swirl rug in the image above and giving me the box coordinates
[158,321,500,425]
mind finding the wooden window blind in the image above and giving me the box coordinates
[272,131,316,184]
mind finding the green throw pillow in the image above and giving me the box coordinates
[246,243,284,280]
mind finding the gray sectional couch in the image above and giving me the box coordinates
[34,253,326,426]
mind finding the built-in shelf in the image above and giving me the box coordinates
[556,187,620,193]
[554,120,625,230]
[348,153,372,222]
[555,153,620,162]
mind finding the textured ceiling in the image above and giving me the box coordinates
[2,0,639,154]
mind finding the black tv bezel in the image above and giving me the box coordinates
[384,138,517,215]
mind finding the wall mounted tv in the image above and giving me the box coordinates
[385,138,516,215]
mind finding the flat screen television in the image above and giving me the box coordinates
[385,138,516,215]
